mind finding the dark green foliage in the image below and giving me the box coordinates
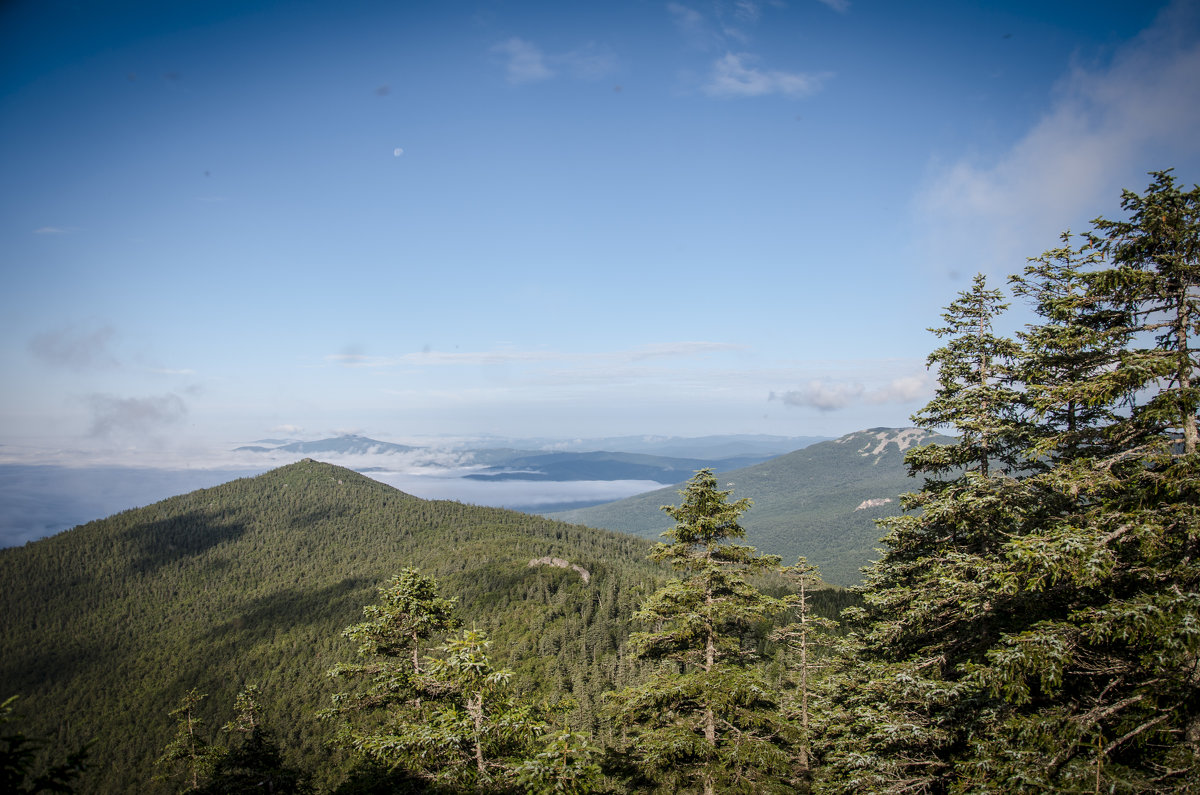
[156,690,220,792]
[607,471,798,794]
[0,460,661,793]
[0,696,88,794]
[200,685,308,794]
[821,171,1200,794]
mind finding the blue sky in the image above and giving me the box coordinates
[2,0,1198,465]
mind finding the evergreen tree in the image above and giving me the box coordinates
[1091,169,1200,454]
[156,690,219,793]
[607,470,796,794]
[908,272,1027,479]
[200,685,308,794]
[326,568,461,719]
[770,558,836,777]
[821,173,1200,793]
[956,172,1200,791]
[355,627,575,792]
[1008,232,1129,462]
[1,696,88,794]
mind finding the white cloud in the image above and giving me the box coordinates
[668,2,716,50]
[772,381,864,411]
[492,38,617,84]
[329,342,743,369]
[771,373,932,412]
[815,0,849,13]
[33,226,78,235]
[704,52,830,98]
[916,0,1200,276]
[864,374,932,404]
[492,37,554,83]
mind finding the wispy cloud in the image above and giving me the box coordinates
[491,37,617,84]
[271,424,304,435]
[705,52,830,98]
[29,325,118,370]
[771,373,932,412]
[814,0,850,13]
[327,342,743,369]
[492,37,554,83]
[669,2,721,50]
[86,393,188,437]
[559,42,618,80]
[916,0,1200,276]
[33,226,80,235]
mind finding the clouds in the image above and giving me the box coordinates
[326,342,745,369]
[916,0,1200,275]
[492,38,553,84]
[87,393,188,437]
[492,37,617,85]
[704,53,830,98]
[29,325,118,370]
[771,373,931,412]
[668,2,832,99]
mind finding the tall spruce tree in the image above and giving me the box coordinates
[770,558,836,778]
[959,172,1200,791]
[820,173,1200,793]
[606,470,796,795]
[156,690,220,793]
[818,274,1034,794]
[1091,169,1200,454]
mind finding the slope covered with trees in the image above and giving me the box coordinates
[549,427,955,587]
[0,460,666,792]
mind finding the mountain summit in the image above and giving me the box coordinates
[0,459,660,793]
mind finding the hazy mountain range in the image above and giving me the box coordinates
[0,433,828,547]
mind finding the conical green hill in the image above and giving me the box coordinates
[0,459,660,793]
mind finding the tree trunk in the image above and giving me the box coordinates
[468,692,486,778]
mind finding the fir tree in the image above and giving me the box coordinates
[156,690,219,793]
[821,173,1200,794]
[1,696,88,794]
[607,470,796,794]
[770,558,836,777]
[200,685,308,794]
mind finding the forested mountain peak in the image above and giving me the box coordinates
[0,460,666,792]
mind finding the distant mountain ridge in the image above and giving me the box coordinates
[234,434,419,455]
[229,433,823,486]
[462,450,771,483]
[549,427,953,587]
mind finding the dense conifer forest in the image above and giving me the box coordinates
[2,171,1197,792]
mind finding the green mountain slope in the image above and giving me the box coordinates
[0,459,665,793]
[548,428,953,587]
